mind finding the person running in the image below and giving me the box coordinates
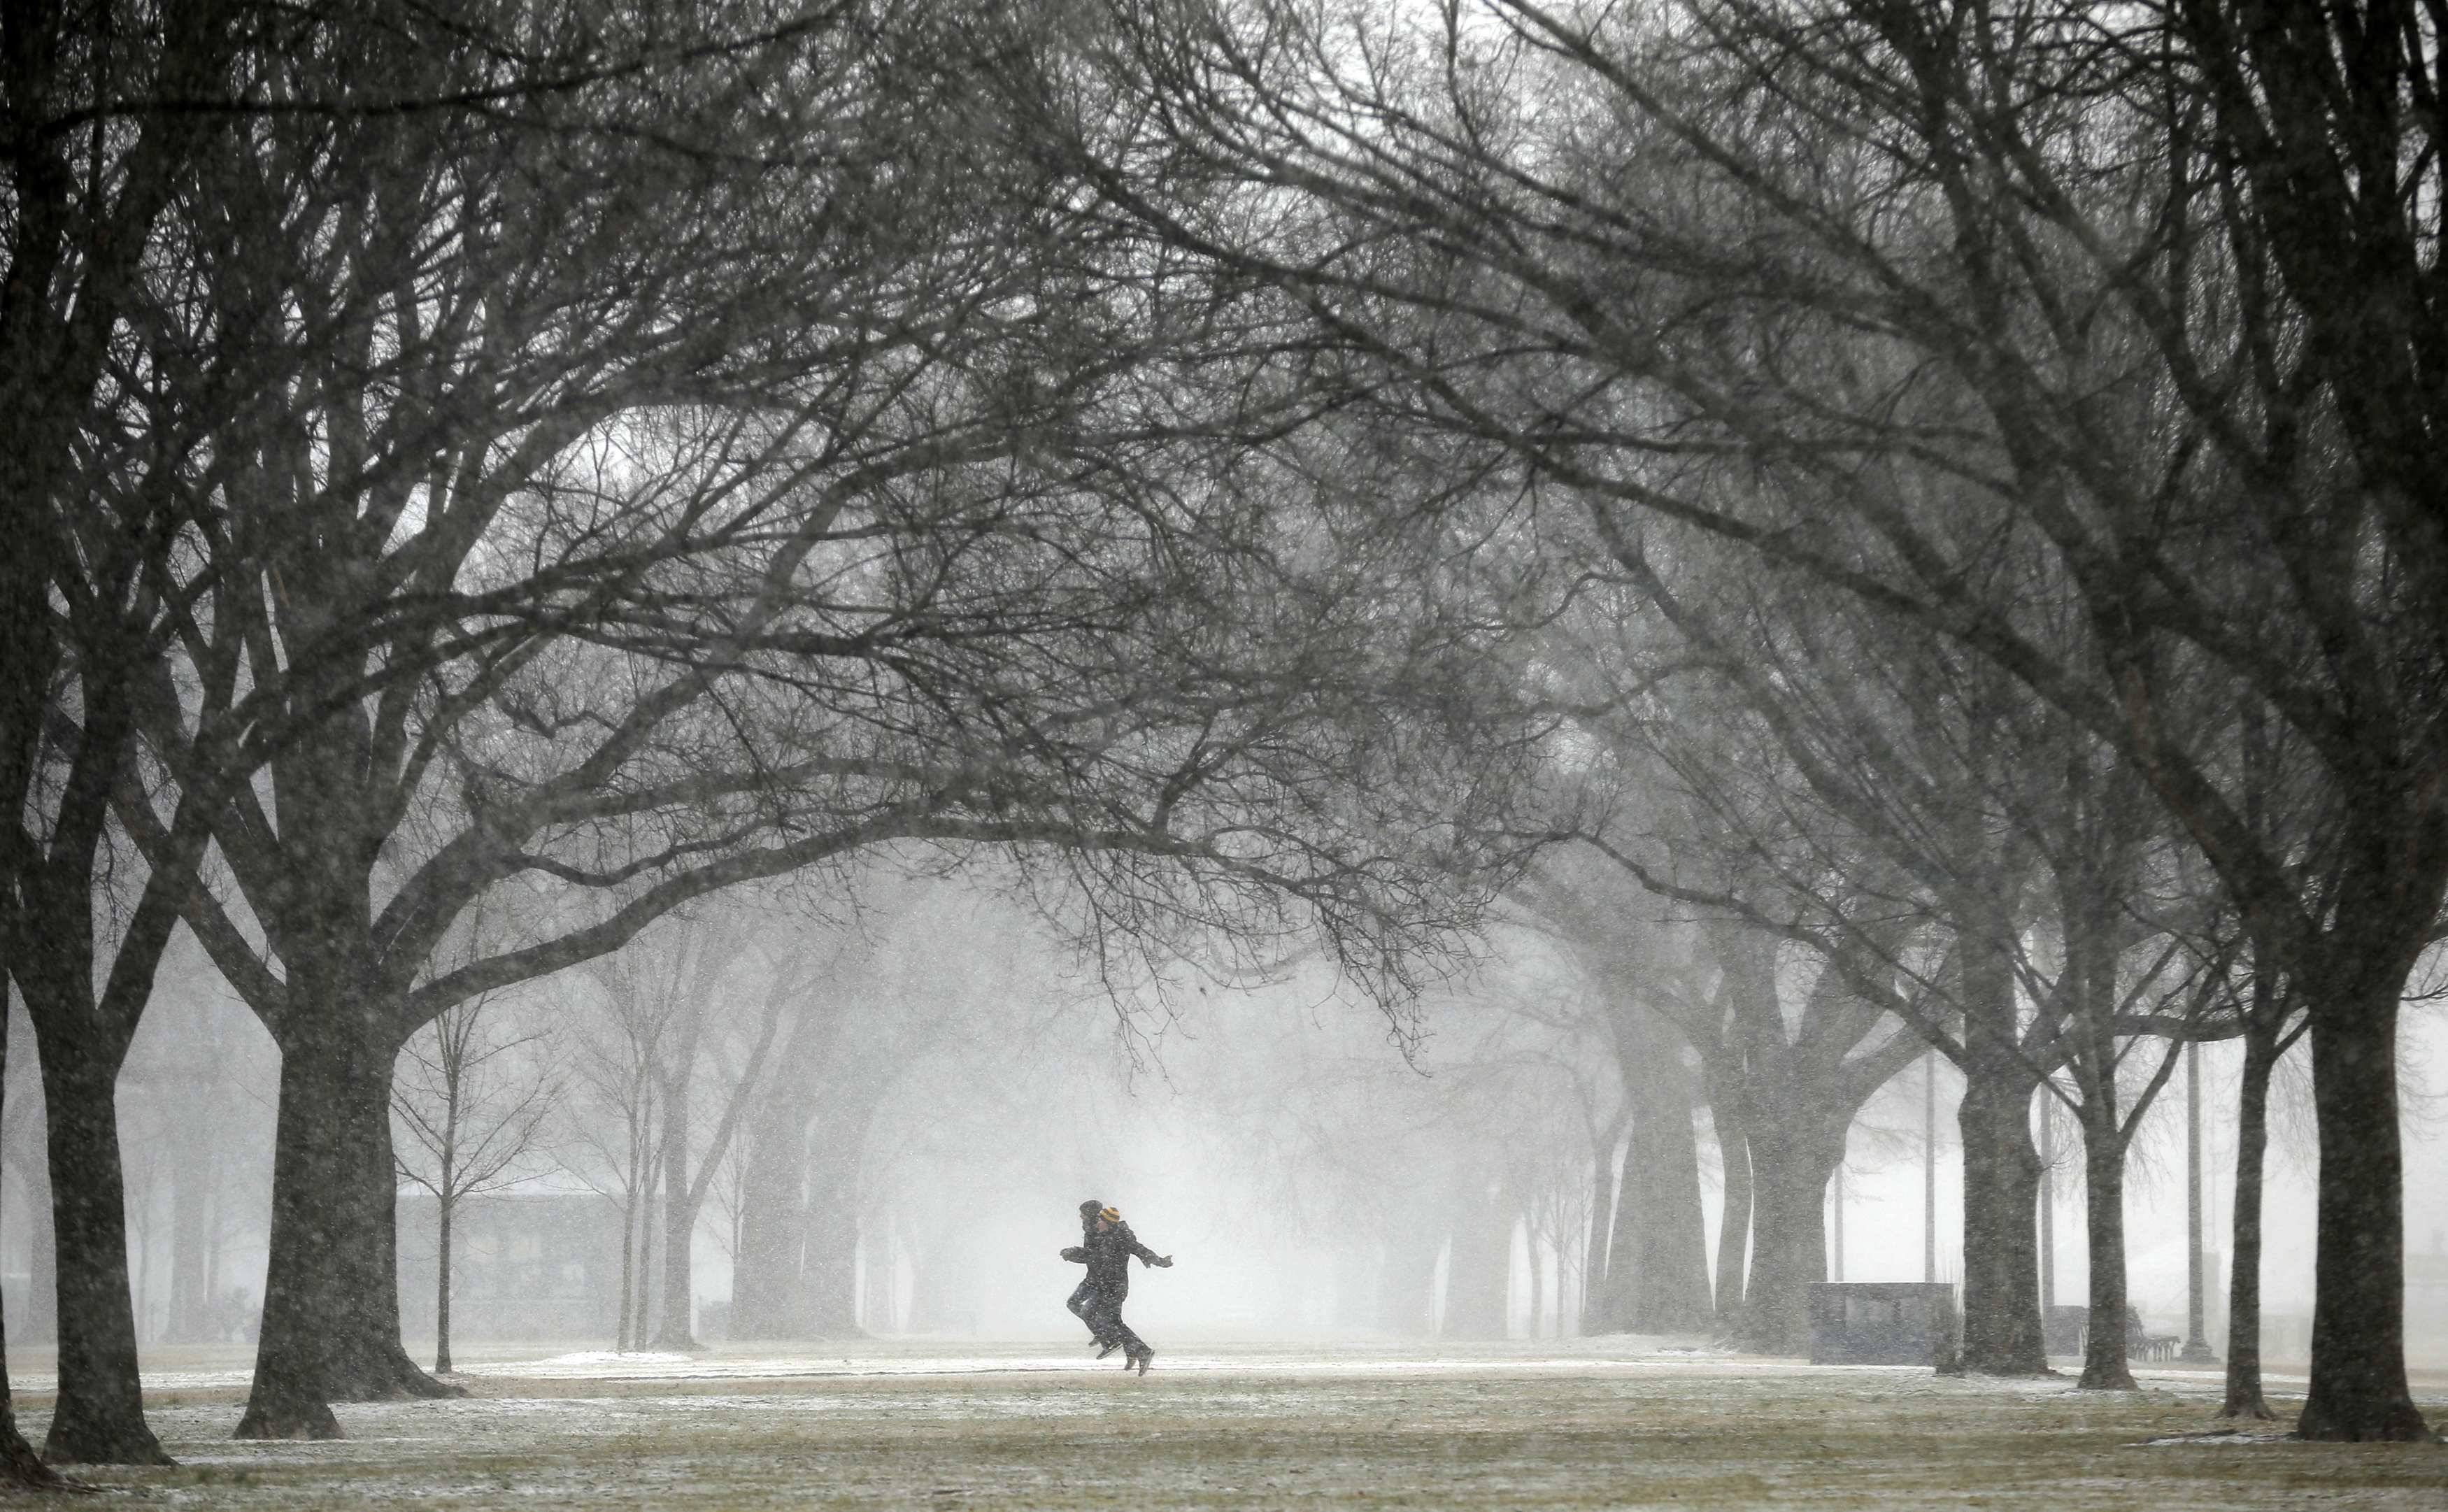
[1058,1201,1172,1375]
[1062,1199,1118,1355]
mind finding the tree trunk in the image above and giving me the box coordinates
[1525,1224,1546,1337]
[1955,1055,2047,1374]
[651,1073,697,1350]
[2293,991,2432,1441]
[2222,1019,2278,1419]
[236,1024,457,1441]
[434,1194,454,1376]
[1625,1053,1712,1332]
[1736,1125,1839,1355]
[2075,1115,2137,1390]
[1581,1133,1617,1332]
[166,1122,212,1343]
[1442,1176,1512,1340]
[0,983,73,1488]
[800,1138,862,1337]
[1711,1099,1749,1332]
[34,1033,168,1464]
[730,1120,808,1338]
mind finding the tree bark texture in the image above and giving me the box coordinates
[434,1194,455,1376]
[2076,1119,2137,1390]
[0,981,73,1488]
[2293,992,2433,1441]
[236,1022,457,1440]
[1955,1058,2048,1374]
[31,1031,167,1464]
[2222,1020,2278,1420]
[1951,902,2049,1377]
[1736,1122,1841,1355]
[1609,1015,1712,1332]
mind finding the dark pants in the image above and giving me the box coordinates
[1067,1280,1107,1343]
[1067,1281,1144,1354]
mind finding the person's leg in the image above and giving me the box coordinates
[1067,1281,1111,1346]
[1102,1303,1149,1371]
[1085,1295,1138,1354]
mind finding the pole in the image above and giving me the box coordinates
[2182,1040,2216,1363]
[2038,1090,2054,1311]
[1923,1050,1937,1283]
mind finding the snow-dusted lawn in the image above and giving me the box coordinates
[15,1341,2442,1508]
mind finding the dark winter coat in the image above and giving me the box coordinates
[1077,1219,1166,1297]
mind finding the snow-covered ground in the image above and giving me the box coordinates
[13,1339,2441,1509]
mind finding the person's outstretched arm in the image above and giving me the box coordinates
[1125,1228,1174,1267]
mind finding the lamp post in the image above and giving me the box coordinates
[2182,1041,2218,1364]
[1923,1051,1937,1283]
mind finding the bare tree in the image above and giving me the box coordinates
[1074,0,2446,1439]
[392,985,559,1374]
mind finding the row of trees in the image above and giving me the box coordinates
[1027,0,2445,1441]
[4,0,2439,1473]
[1,0,1553,1478]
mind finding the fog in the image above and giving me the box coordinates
[12,871,2442,1371]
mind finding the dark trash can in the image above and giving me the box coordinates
[1808,1282,1960,1366]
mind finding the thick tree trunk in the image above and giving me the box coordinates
[1442,1176,1512,1340]
[1736,1126,1839,1355]
[730,1130,808,1339]
[2222,1021,2277,1419]
[800,1139,862,1338]
[0,982,74,1489]
[1956,1059,2047,1374]
[2294,993,2432,1441]
[1710,1099,1749,1333]
[1625,1053,1712,1332]
[34,1035,168,1464]
[2075,1118,2137,1390]
[1590,1011,1712,1334]
[236,1025,457,1441]
[652,1074,697,1350]
[1580,1136,1616,1332]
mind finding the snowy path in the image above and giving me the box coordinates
[12,1335,2307,1397]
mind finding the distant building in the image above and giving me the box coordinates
[397,1191,623,1342]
